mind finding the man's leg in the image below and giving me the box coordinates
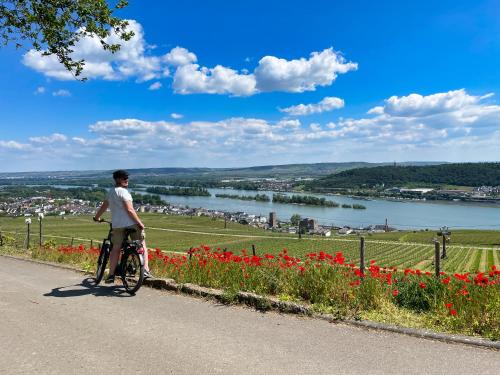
[142,239,149,272]
[108,228,125,278]
[108,242,121,276]
[131,225,150,273]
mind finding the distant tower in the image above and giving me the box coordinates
[269,212,278,228]
[385,218,388,232]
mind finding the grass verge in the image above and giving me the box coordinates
[2,243,498,341]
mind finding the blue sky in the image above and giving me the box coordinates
[1,0,500,172]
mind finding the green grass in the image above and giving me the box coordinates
[1,213,498,273]
[369,230,500,248]
[4,242,498,340]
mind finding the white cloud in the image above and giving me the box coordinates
[173,64,257,96]
[22,20,167,82]
[29,133,68,143]
[367,106,384,115]
[148,82,162,90]
[171,113,183,119]
[280,96,344,116]
[34,86,46,95]
[171,48,357,96]
[163,47,197,66]
[254,48,357,92]
[309,123,322,131]
[4,89,499,170]
[72,137,87,145]
[275,119,301,129]
[372,89,486,117]
[23,23,356,97]
[0,140,30,150]
[52,89,71,97]
[89,118,161,135]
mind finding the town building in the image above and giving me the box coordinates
[299,218,317,233]
[269,212,278,228]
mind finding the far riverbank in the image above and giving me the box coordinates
[134,186,500,230]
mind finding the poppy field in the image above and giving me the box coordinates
[18,242,500,340]
[0,214,498,273]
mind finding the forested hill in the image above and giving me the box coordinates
[0,161,444,181]
[307,163,500,189]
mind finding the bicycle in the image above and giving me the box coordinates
[93,218,145,295]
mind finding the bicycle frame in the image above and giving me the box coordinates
[95,219,145,289]
[103,221,145,268]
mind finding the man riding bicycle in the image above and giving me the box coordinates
[94,169,152,283]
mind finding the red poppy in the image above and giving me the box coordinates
[459,289,469,296]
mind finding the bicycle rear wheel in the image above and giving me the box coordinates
[120,251,144,294]
[95,241,110,285]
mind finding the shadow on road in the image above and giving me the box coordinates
[43,278,132,298]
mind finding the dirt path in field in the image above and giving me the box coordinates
[464,250,480,272]
[493,249,500,268]
[413,259,432,270]
[479,250,488,272]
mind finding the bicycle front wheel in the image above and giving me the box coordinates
[95,242,110,285]
[120,251,144,295]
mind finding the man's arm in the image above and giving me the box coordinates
[123,200,145,230]
[94,200,109,221]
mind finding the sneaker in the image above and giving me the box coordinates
[105,274,115,284]
[143,270,153,279]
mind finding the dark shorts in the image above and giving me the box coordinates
[111,224,145,246]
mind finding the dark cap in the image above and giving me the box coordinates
[112,169,129,180]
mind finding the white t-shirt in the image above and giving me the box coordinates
[107,187,136,228]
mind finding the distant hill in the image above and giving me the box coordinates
[0,161,446,181]
[307,163,500,189]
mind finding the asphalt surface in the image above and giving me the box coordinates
[0,256,499,375]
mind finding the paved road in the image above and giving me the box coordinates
[0,256,498,375]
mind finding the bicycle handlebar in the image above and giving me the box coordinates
[93,217,112,225]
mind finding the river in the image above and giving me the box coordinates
[133,187,500,230]
[14,184,499,230]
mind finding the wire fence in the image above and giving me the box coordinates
[1,224,499,274]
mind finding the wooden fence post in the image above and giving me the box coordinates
[252,244,256,256]
[188,247,193,260]
[71,237,74,247]
[360,236,365,276]
[434,240,441,278]
[26,222,30,249]
[39,218,43,247]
